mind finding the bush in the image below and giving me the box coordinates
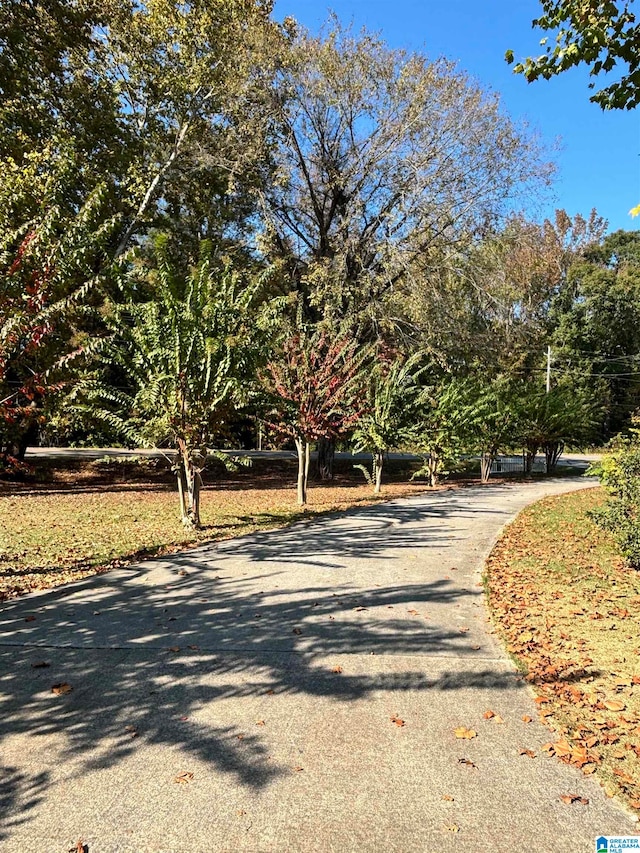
[589,426,640,568]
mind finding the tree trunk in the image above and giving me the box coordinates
[428,451,439,487]
[544,440,564,474]
[295,436,309,506]
[373,451,384,493]
[480,452,494,483]
[523,444,537,475]
[176,440,202,528]
[316,437,335,480]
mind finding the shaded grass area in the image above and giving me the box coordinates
[486,487,640,812]
[0,457,429,602]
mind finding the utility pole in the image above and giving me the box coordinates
[546,345,551,393]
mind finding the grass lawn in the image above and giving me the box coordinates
[0,457,428,602]
[486,487,640,813]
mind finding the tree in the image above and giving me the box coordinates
[515,383,599,473]
[352,354,424,493]
[549,229,640,437]
[263,329,369,505]
[411,379,474,486]
[458,379,520,482]
[256,23,553,330]
[0,146,120,464]
[0,1,289,455]
[81,237,268,527]
[506,1,640,110]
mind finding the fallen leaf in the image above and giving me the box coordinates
[51,682,72,695]
[483,710,495,720]
[178,569,188,576]
[187,645,200,650]
[294,766,303,772]
[457,758,477,768]
[31,661,50,669]
[174,772,194,783]
[391,715,405,727]
[519,749,536,758]
[168,646,181,653]
[471,644,481,650]
[603,699,626,712]
[454,727,477,739]
[559,793,589,805]
[582,764,597,775]
[442,795,455,801]
[256,720,265,726]
[553,740,572,759]
[69,841,87,853]
[521,716,533,723]
[493,715,505,724]
[237,810,247,816]
[443,824,459,833]
[292,627,302,635]
[332,666,343,674]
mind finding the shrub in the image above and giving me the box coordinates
[589,425,640,568]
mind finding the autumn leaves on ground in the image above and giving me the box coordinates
[487,487,640,814]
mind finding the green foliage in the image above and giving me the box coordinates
[411,378,476,485]
[352,355,425,455]
[0,145,120,464]
[515,383,599,472]
[589,424,640,567]
[88,236,268,453]
[549,230,640,437]
[507,1,640,110]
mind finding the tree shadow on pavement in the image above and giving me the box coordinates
[0,490,522,841]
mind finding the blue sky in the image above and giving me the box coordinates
[273,0,640,234]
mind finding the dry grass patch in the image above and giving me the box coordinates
[486,487,640,812]
[0,475,427,602]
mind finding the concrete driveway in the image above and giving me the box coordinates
[0,477,636,852]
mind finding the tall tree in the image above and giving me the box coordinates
[256,22,554,330]
[0,0,288,457]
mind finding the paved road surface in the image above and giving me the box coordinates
[0,477,635,852]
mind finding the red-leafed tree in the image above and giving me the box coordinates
[1,230,55,466]
[263,330,370,505]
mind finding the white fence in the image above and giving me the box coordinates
[490,455,546,474]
